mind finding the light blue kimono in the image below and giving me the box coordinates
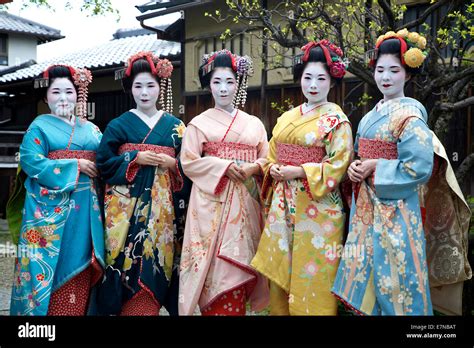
[10,114,105,316]
[332,97,434,315]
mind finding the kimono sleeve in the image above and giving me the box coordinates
[180,124,233,196]
[20,126,79,192]
[96,122,139,185]
[170,120,186,192]
[374,117,433,200]
[260,136,277,200]
[301,121,353,200]
[254,121,269,175]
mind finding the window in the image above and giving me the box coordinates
[0,34,7,66]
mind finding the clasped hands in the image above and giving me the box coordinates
[347,159,378,183]
[269,164,306,181]
[225,162,260,183]
[136,150,176,169]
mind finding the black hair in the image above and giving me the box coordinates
[35,65,78,101]
[375,38,422,75]
[198,53,237,89]
[293,46,343,84]
[121,58,160,93]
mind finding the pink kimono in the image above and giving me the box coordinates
[178,108,270,315]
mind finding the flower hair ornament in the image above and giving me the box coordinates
[115,51,174,113]
[294,40,348,79]
[34,64,93,119]
[367,29,428,69]
[201,49,254,108]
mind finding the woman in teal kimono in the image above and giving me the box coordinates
[332,30,472,315]
[8,65,105,316]
[96,51,188,316]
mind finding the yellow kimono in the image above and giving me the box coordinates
[251,102,353,315]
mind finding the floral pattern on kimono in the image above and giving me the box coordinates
[10,115,105,316]
[96,111,188,315]
[251,102,353,315]
[178,108,270,315]
[332,97,435,315]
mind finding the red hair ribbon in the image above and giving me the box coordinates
[124,52,158,78]
[207,50,237,72]
[301,41,334,68]
[373,36,408,66]
[43,64,76,79]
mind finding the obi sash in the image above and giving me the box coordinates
[48,149,97,161]
[358,138,398,160]
[203,141,257,162]
[118,143,176,158]
[276,142,326,165]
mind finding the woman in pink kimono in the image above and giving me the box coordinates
[179,50,270,315]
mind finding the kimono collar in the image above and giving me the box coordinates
[375,97,427,120]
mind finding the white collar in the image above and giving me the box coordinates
[49,114,75,126]
[131,108,163,129]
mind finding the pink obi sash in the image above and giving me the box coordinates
[358,138,398,160]
[48,150,96,161]
[203,141,257,162]
[276,143,326,166]
[118,143,176,158]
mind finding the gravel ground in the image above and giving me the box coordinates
[0,219,14,315]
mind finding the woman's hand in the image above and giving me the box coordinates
[239,163,260,180]
[270,164,305,181]
[136,151,161,166]
[348,159,378,182]
[155,154,176,171]
[226,163,246,183]
[78,159,98,178]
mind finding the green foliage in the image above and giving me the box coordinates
[1,0,120,19]
[271,98,294,114]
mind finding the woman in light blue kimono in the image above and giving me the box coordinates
[331,29,471,315]
[8,65,105,316]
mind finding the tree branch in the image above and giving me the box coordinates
[455,153,474,185]
[399,0,452,30]
[438,96,474,112]
[378,0,395,30]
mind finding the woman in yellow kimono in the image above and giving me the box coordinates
[251,40,353,315]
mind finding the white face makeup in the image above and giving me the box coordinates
[300,62,331,106]
[210,67,237,113]
[374,54,408,101]
[46,78,77,118]
[132,72,160,116]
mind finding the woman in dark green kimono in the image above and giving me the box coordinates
[96,51,189,316]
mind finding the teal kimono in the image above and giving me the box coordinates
[332,97,434,315]
[96,111,189,315]
[10,115,105,316]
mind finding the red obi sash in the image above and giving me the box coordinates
[358,138,398,160]
[203,141,257,162]
[48,150,96,161]
[118,143,176,158]
[276,143,326,165]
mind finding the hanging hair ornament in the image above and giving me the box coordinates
[72,67,93,119]
[298,40,347,79]
[117,51,175,114]
[201,50,253,109]
[368,28,428,68]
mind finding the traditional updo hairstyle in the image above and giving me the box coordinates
[33,64,93,119]
[198,49,254,108]
[115,51,174,113]
[369,29,428,75]
[293,40,347,84]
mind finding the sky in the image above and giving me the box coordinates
[4,0,180,62]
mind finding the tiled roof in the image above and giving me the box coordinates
[0,34,180,84]
[0,11,63,43]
